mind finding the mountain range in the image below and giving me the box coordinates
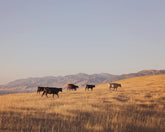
[0,69,165,94]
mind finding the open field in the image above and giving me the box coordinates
[0,74,165,132]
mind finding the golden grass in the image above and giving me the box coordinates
[0,74,165,132]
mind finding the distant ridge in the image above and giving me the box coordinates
[0,69,165,94]
[0,73,116,94]
[104,69,165,83]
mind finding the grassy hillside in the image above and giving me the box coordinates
[0,74,165,132]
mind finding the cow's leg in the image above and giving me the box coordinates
[42,91,45,97]
[37,90,40,94]
[109,84,111,90]
[109,84,112,90]
[111,86,113,90]
[57,93,59,98]
[53,94,54,98]
[91,88,93,91]
[46,93,48,97]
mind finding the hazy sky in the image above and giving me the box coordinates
[0,0,165,84]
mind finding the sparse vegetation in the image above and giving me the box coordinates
[0,75,165,132]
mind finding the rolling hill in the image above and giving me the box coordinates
[0,73,116,94]
[104,69,165,83]
[0,74,164,131]
[0,69,165,94]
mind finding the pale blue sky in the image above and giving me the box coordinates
[0,0,165,84]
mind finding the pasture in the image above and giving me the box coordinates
[0,74,165,132]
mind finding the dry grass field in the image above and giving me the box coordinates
[0,74,165,132]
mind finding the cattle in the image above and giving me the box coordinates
[67,84,79,91]
[37,86,46,94]
[108,83,121,91]
[42,87,62,98]
[85,85,95,91]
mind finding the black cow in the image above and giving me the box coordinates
[85,85,95,91]
[37,86,46,94]
[42,87,62,98]
[108,83,121,91]
[67,84,79,91]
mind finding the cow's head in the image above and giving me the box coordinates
[59,88,62,92]
[37,86,43,92]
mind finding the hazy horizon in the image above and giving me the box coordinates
[1,69,165,85]
[0,1,165,84]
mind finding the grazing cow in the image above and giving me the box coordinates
[42,87,62,98]
[67,84,79,91]
[85,85,95,91]
[37,86,46,94]
[108,83,121,91]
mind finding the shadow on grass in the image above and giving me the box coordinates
[144,94,152,98]
[138,104,156,109]
[160,97,165,100]
[113,94,130,102]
